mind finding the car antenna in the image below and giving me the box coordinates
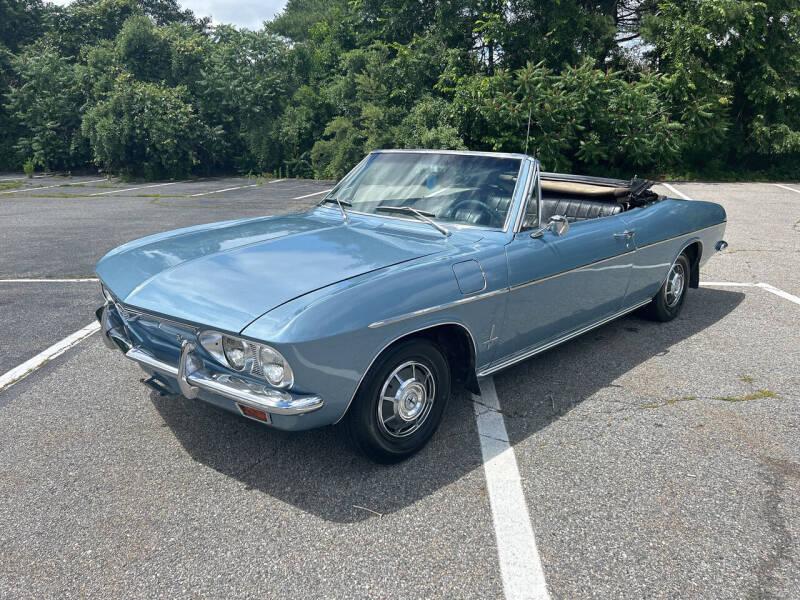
[524,106,532,156]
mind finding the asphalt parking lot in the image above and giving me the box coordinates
[1,174,798,599]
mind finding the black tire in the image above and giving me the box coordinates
[641,252,691,322]
[345,339,451,463]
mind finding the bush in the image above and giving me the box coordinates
[23,158,35,177]
[82,75,200,179]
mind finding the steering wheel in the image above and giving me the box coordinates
[446,198,497,226]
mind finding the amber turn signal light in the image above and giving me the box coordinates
[238,404,269,422]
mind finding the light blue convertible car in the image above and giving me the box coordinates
[96,150,727,462]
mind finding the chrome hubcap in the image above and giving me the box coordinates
[665,262,685,308]
[377,361,435,438]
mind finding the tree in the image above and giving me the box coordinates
[6,44,90,170]
[643,0,800,169]
[82,74,200,178]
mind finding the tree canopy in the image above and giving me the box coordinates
[1,0,798,179]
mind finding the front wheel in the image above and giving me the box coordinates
[641,252,690,322]
[345,339,451,463]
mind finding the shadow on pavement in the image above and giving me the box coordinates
[152,287,745,523]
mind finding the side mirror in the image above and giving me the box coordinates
[530,214,570,238]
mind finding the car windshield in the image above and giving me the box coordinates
[323,152,522,229]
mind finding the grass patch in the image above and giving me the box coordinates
[0,181,22,192]
[739,375,754,383]
[716,389,781,402]
[643,396,696,409]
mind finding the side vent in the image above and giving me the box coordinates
[452,260,486,295]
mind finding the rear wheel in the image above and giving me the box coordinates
[345,339,450,463]
[641,253,690,322]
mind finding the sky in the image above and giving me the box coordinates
[49,0,289,29]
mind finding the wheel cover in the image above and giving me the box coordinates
[665,261,686,308]
[377,360,436,438]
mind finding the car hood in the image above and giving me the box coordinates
[96,212,451,333]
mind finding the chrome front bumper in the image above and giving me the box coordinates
[97,304,323,417]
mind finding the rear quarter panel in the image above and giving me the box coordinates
[622,198,727,305]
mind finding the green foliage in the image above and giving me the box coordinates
[115,14,171,81]
[23,157,35,177]
[6,45,90,170]
[0,0,797,180]
[642,0,800,166]
[82,75,199,178]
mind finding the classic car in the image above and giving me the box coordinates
[96,149,727,462]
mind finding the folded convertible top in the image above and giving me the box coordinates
[541,172,654,198]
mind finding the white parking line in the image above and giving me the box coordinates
[774,183,800,195]
[0,178,108,195]
[473,377,550,600]
[189,178,288,197]
[293,188,333,200]
[700,281,800,306]
[0,322,100,392]
[757,282,800,306]
[90,181,183,196]
[189,183,259,197]
[0,278,99,283]
[661,183,693,201]
[700,282,755,287]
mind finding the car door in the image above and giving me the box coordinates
[491,173,636,365]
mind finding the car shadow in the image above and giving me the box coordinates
[150,287,744,523]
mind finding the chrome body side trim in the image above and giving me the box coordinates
[477,298,653,377]
[333,321,479,425]
[635,223,721,252]
[509,249,637,291]
[368,288,507,328]
[368,222,724,329]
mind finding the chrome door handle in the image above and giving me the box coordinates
[614,230,635,239]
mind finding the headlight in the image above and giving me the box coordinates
[199,331,293,389]
[222,336,247,371]
[259,346,290,387]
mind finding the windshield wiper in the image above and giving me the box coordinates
[375,206,451,237]
[320,197,352,222]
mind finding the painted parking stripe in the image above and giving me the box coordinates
[0,322,100,392]
[700,281,800,306]
[774,184,800,195]
[90,181,183,196]
[757,282,800,306]
[190,183,258,197]
[0,178,108,195]
[293,188,333,200]
[0,278,99,283]
[189,178,287,197]
[473,377,550,600]
[661,183,693,201]
[700,282,755,287]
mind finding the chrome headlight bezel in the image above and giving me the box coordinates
[198,331,294,389]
